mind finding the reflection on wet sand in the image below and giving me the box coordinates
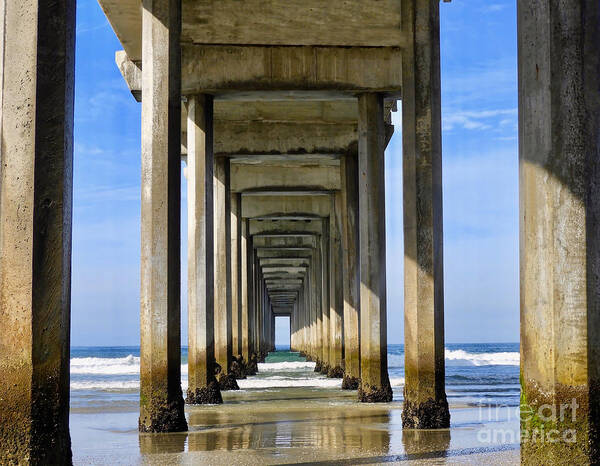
[139,431,187,454]
[402,428,451,457]
[134,388,525,464]
[187,398,393,453]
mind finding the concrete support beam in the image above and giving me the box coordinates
[242,195,330,219]
[518,1,600,462]
[256,249,312,259]
[214,158,237,390]
[341,153,361,390]
[329,193,344,378]
[253,235,317,250]
[357,93,392,403]
[231,163,341,193]
[401,0,449,427]
[215,121,356,158]
[186,95,222,405]
[260,258,311,267]
[139,0,187,433]
[116,44,403,96]
[0,0,75,461]
[250,220,322,237]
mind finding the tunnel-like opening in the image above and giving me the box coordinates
[275,316,291,351]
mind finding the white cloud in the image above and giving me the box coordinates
[442,108,517,132]
[481,4,509,13]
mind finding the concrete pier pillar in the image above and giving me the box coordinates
[270,312,275,351]
[214,158,237,389]
[314,239,324,371]
[310,252,319,360]
[231,193,242,359]
[241,220,251,362]
[139,0,187,432]
[518,1,600,462]
[186,95,222,405]
[400,0,449,427]
[357,93,393,403]
[0,0,75,461]
[321,225,331,373]
[341,153,361,390]
[329,193,345,378]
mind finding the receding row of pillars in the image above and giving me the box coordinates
[2,0,600,464]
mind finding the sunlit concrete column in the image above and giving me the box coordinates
[254,255,261,357]
[310,252,318,360]
[231,192,241,359]
[341,153,361,389]
[401,0,448,425]
[214,158,237,389]
[186,95,222,405]
[241,220,251,362]
[0,0,75,461]
[139,0,187,432]
[329,193,344,378]
[302,275,310,358]
[313,240,323,371]
[518,1,600,463]
[296,289,303,353]
[357,93,393,402]
[291,301,298,351]
[320,224,331,373]
[258,274,265,360]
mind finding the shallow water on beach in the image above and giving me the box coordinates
[70,347,521,464]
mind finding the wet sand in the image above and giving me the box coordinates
[71,387,520,465]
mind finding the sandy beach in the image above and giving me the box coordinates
[71,385,520,465]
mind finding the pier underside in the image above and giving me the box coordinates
[1,0,599,464]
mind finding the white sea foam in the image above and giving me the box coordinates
[389,350,519,368]
[70,380,140,391]
[70,355,190,375]
[257,361,316,371]
[70,355,140,375]
[444,349,519,366]
[390,377,405,387]
[238,377,340,389]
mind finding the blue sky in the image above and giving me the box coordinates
[72,0,518,346]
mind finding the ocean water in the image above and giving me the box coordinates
[70,343,520,413]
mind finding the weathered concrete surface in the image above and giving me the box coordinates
[357,94,392,403]
[182,0,407,47]
[182,46,403,94]
[320,223,331,373]
[214,121,357,158]
[242,195,330,219]
[230,163,340,193]
[518,0,600,463]
[116,50,141,101]
[231,193,242,359]
[139,0,187,432]
[214,158,238,390]
[400,0,449,428]
[240,219,251,362]
[341,154,361,389]
[99,0,408,60]
[329,193,344,378]
[0,0,75,461]
[186,95,222,405]
[251,219,322,237]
